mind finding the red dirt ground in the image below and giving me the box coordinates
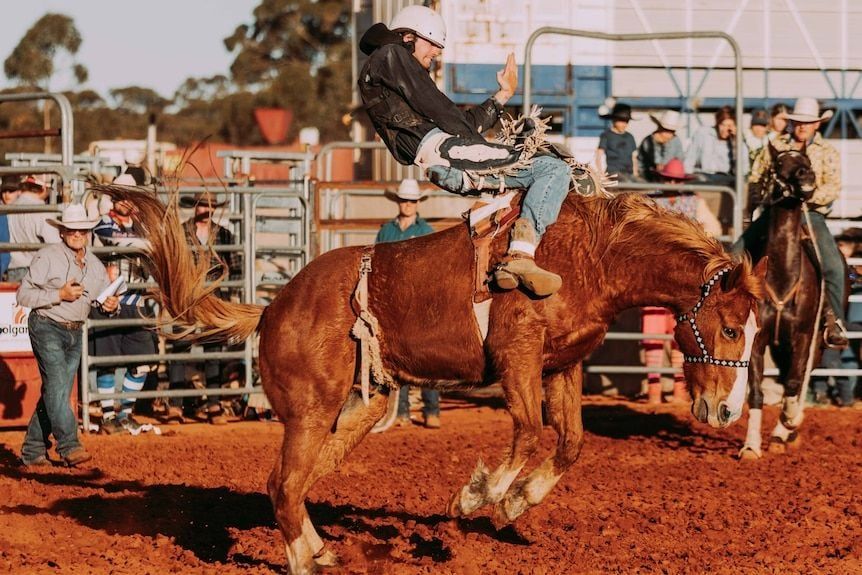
[0,396,860,574]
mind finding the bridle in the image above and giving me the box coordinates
[760,149,812,208]
[676,267,749,368]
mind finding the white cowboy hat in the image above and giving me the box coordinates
[386,179,427,202]
[47,203,100,230]
[113,173,137,185]
[784,97,833,123]
[649,110,682,132]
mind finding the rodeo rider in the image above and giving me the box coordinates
[735,97,848,349]
[358,5,572,297]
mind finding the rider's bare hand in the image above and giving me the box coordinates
[59,279,84,302]
[495,53,517,105]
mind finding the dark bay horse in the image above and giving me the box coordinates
[739,144,822,459]
[105,185,765,574]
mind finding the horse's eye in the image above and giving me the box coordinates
[722,327,738,340]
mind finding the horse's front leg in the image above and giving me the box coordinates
[447,323,545,518]
[769,338,814,452]
[493,365,584,527]
[740,334,769,459]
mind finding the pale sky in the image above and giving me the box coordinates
[0,0,261,100]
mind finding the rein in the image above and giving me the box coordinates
[676,268,749,368]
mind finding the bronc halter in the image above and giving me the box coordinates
[676,267,750,368]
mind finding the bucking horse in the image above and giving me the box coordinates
[102,140,765,574]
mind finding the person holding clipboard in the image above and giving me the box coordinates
[16,203,118,467]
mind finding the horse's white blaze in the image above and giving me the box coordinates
[726,310,758,422]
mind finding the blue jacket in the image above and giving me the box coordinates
[375,216,434,244]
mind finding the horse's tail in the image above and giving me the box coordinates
[95,184,263,345]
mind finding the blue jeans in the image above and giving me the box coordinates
[812,345,858,405]
[397,385,440,419]
[733,210,846,322]
[21,314,84,463]
[428,154,571,240]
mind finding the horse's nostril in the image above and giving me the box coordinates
[693,398,709,422]
[719,402,731,423]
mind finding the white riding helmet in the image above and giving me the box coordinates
[390,5,446,49]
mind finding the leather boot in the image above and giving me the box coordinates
[824,309,849,349]
[493,219,562,297]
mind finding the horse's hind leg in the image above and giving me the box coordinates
[448,323,545,518]
[493,365,584,526]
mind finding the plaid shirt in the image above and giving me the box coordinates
[748,132,840,214]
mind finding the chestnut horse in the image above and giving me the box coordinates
[739,145,822,459]
[104,185,765,575]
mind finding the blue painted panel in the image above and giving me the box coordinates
[446,64,568,95]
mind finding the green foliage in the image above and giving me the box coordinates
[225,0,352,141]
[4,13,88,89]
[109,86,170,115]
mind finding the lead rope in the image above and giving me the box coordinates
[351,248,394,406]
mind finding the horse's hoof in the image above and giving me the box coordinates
[313,549,339,568]
[446,491,463,518]
[767,439,787,454]
[785,431,802,450]
[737,446,762,460]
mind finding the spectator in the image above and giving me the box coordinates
[637,110,685,182]
[642,159,721,404]
[744,109,770,167]
[684,106,748,187]
[596,102,639,182]
[768,102,790,140]
[90,174,158,435]
[166,192,241,425]
[359,6,566,297]
[375,179,440,428]
[0,176,22,279]
[17,203,118,467]
[739,97,846,348]
[7,175,61,282]
[811,227,862,407]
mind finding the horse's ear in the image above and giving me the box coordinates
[753,256,768,281]
[767,141,778,159]
[723,262,746,293]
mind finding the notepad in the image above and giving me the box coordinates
[96,276,127,304]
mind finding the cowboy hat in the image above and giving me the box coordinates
[47,203,100,230]
[113,173,137,186]
[784,97,833,123]
[600,102,635,122]
[179,192,227,208]
[649,110,682,132]
[384,179,427,202]
[0,175,21,194]
[656,158,694,181]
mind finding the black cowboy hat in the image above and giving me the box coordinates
[179,192,227,208]
[600,103,634,121]
[835,227,862,242]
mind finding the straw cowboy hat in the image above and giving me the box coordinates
[649,110,683,132]
[657,158,694,181]
[179,192,227,208]
[784,97,833,123]
[385,179,427,202]
[47,203,100,230]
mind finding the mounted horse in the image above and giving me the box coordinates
[103,165,764,573]
[739,143,824,459]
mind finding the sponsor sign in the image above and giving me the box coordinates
[0,290,31,353]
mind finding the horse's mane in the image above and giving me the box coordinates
[565,192,734,282]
